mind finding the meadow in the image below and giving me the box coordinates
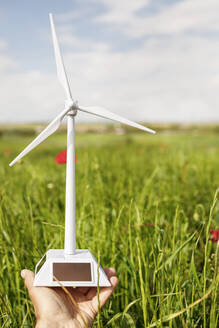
[0,128,218,327]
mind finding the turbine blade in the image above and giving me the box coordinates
[9,107,69,167]
[78,106,156,134]
[49,13,72,101]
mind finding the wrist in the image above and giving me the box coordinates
[36,318,76,328]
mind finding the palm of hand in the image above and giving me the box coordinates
[21,268,118,328]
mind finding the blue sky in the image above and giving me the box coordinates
[0,0,219,123]
[0,0,176,70]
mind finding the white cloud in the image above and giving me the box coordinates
[0,39,7,50]
[0,39,63,122]
[95,0,219,37]
[62,33,219,123]
[0,1,219,123]
[0,55,17,72]
[0,39,18,72]
[0,70,63,122]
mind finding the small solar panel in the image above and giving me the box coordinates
[53,262,92,281]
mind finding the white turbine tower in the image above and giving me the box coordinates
[10,14,156,287]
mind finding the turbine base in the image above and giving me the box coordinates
[34,249,111,287]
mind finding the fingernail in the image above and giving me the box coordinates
[110,267,117,274]
[21,270,26,279]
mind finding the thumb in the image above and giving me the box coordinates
[21,269,35,292]
[99,276,118,309]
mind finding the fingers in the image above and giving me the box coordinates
[21,269,35,293]
[76,286,90,295]
[85,267,117,299]
[21,269,53,319]
[98,275,118,309]
[104,267,116,278]
[88,267,118,314]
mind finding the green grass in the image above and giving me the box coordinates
[0,132,218,327]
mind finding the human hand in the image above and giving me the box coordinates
[21,268,118,328]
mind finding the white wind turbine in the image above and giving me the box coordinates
[10,14,156,287]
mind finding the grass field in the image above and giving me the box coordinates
[0,130,218,327]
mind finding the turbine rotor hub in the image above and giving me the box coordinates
[68,109,77,116]
[65,100,78,116]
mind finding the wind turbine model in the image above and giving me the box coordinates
[10,14,156,287]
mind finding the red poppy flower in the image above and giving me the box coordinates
[4,148,11,155]
[209,230,219,242]
[55,150,77,165]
